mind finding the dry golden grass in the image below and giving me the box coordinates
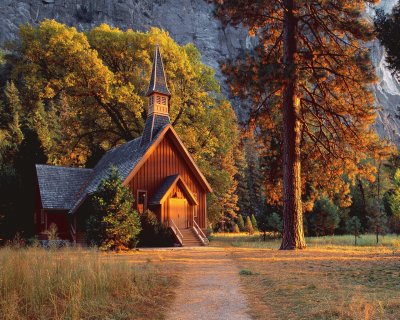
[0,247,175,320]
[211,234,400,320]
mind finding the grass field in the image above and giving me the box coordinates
[211,233,400,319]
[0,247,174,320]
[211,232,400,249]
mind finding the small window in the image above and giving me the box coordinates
[156,95,161,104]
[162,96,166,105]
[137,190,147,214]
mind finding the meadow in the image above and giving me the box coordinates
[212,233,400,319]
[0,247,174,320]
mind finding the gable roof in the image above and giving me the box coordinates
[149,174,198,206]
[123,124,213,193]
[36,124,211,213]
[146,46,171,96]
[36,164,93,210]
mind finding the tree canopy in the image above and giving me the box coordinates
[212,0,392,248]
[0,20,240,233]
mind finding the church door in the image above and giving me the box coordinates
[169,198,187,229]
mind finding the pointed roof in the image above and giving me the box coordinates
[146,46,171,96]
[149,174,199,206]
[36,126,213,214]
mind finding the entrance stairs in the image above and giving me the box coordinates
[180,228,205,247]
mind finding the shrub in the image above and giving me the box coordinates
[237,214,245,231]
[138,210,174,247]
[251,214,258,231]
[245,216,254,235]
[86,167,141,250]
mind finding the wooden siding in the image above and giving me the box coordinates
[128,132,207,228]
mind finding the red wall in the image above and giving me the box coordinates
[128,132,207,228]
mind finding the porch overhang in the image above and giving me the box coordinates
[149,174,198,206]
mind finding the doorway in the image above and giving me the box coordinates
[169,198,187,229]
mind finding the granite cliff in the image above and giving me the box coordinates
[0,0,399,144]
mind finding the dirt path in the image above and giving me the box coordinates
[164,247,252,320]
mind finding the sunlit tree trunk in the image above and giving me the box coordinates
[280,0,306,250]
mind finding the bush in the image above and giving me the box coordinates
[138,210,174,247]
[251,214,258,231]
[237,214,245,231]
[86,167,141,250]
[245,216,254,235]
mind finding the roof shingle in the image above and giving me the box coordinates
[36,165,93,210]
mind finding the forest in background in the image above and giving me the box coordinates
[0,13,400,241]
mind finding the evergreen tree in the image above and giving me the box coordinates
[375,5,400,79]
[366,200,387,244]
[86,167,141,250]
[308,197,340,236]
[212,0,386,249]
[237,214,245,232]
[245,216,254,235]
[346,216,362,246]
[250,214,258,231]
[267,212,283,236]
[233,223,240,233]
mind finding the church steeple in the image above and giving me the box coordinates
[141,46,171,146]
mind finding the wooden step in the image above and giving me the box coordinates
[179,228,204,247]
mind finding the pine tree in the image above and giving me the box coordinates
[245,216,254,235]
[212,0,385,249]
[308,197,340,236]
[86,167,141,250]
[375,5,400,79]
[233,223,240,233]
[346,216,361,246]
[267,212,283,236]
[250,214,258,231]
[237,214,245,232]
[366,200,387,244]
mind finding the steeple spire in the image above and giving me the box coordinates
[146,45,171,97]
[141,46,171,146]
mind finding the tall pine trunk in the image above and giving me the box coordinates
[280,0,306,250]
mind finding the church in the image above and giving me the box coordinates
[34,47,212,246]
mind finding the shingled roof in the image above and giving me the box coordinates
[150,174,198,206]
[146,46,171,96]
[36,124,169,212]
[36,165,93,210]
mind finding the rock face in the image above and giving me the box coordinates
[0,0,399,144]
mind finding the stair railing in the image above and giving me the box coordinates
[70,221,76,244]
[192,219,209,246]
[169,219,184,246]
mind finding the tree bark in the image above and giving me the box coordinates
[280,0,306,250]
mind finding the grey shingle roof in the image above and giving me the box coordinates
[36,124,169,212]
[36,165,93,210]
[149,174,179,205]
[67,124,169,213]
[146,46,171,96]
[141,114,170,146]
